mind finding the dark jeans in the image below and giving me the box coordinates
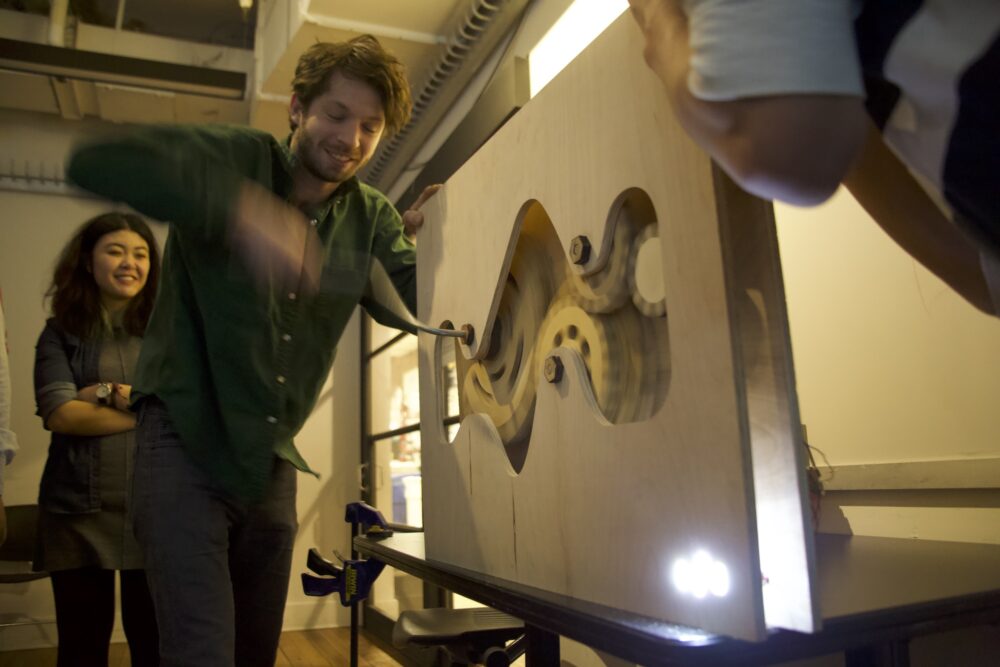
[132,398,298,667]
[50,567,159,667]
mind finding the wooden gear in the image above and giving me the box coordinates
[417,14,817,641]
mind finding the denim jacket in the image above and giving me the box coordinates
[34,319,104,513]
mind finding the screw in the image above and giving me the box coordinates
[460,323,475,346]
[569,235,591,265]
[543,355,563,383]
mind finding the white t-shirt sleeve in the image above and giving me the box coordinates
[684,0,865,101]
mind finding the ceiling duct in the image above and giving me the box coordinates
[362,0,530,191]
[0,38,247,100]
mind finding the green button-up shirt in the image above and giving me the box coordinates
[68,124,416,501]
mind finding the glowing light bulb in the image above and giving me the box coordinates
[670,549,731,599]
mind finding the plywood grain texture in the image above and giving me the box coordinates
[416,14,816,641]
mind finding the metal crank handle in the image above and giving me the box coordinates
[415,322,474,345]
[366,259,475,345]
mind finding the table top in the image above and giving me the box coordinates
[354,532,1000,666]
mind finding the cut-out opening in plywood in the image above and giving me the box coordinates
[451,189,671,473]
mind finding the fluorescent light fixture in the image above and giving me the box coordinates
[528,0,628,97]
[671,549,731,599]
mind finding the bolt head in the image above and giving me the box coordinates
[543,355,563,383]
[569,235,591,265]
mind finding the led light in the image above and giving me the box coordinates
[528,0,628,97]
[671,549,731,599]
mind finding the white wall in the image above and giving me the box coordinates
[0,141,122,651]
[0,108,361,650]
[775,189,1000,544]
[777,191,1000,466]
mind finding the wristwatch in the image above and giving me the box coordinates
[96,382,113,406]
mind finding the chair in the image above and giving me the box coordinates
[1,504,49,631]
[393,607,525,667]
[0,504,48,584]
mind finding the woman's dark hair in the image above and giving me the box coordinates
[46,212,160,338]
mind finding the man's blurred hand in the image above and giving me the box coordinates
[229,180,323,295]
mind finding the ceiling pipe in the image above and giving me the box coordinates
[114,0,127,31]
[48,0,69,47]
[301,11,446,46]
[364,0,515,189]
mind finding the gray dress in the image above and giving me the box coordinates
[35,328,144,572]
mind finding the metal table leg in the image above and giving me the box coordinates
[845,639,910,667]
[525,624,560,667]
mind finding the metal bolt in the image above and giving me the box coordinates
[543,355,563,383]
[461,323,475,346]
[569,235,591,265]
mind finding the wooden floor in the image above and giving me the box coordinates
[0,627,402,667]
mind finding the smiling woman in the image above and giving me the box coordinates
[90,228,152,312]
[45,213,159,340]
[32,211,162,667]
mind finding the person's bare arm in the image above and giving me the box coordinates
[45,400,136,436]
[628,0,868,205]
[843,123,995,316]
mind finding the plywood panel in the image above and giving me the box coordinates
[715,172,818,633]
[417,14,815,641]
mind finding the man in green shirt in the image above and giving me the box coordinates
[68,35,430,667]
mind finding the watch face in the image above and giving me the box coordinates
[97,383,111,400]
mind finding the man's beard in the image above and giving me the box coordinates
[297,133,366,184]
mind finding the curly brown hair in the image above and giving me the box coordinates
[47,212,160,338]
[291,34,412,137]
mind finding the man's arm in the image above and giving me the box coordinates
[369,185,440,315]
[630,1,996,316]
[69,125,318,294]
[843,123,995,316]
[67,125,268,237]
[628,0,867,205]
